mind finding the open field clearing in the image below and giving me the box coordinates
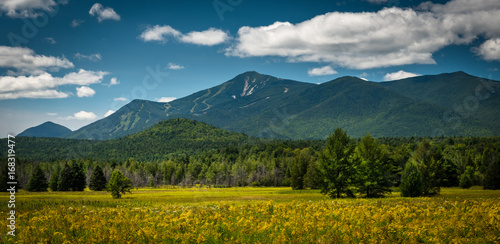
[1,187,500,243]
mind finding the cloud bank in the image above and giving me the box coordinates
[225,0,500,69]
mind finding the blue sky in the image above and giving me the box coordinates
[1,0,500,135]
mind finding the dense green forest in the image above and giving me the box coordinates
[2,119,499,194]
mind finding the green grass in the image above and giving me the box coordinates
[1,186,499,212]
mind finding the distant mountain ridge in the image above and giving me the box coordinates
[17,121,72,138]
[21,71,500,140]
[7,118,250,162]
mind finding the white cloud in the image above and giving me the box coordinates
[71,19,84,28]
[156,97,177,103]
[0,69,108,99]
[114,97,128,101]
[139,25,181,42]
[76,86,95,97]
[74,53,102,62]
[104,110,115,117]
[0,46,73,74]
[0,0,58,18]
[65,111,98,120]
[47,112,58,116]
[383,70,420,81]
[475,38,500,61]
[226,0,500,68]
[109,77,119,86]
[180,28,230,46]
[307,65,337,76]
[167,63,184,70]
[89,3,120,22]
[139,25,229,46]
[0,89,69,100]
[44,37,56,44]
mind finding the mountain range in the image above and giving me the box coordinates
[18,71,500,139]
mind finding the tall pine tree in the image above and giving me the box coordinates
[49,164,61,191]
[58,162,72,191]
[26,164,48,192]
[317,128,357,198]
[355,134,393,198]
[89,165,107,191]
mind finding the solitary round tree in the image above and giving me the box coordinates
[89,165,107,191]
[107,170,133,198]
[26,164,48,192]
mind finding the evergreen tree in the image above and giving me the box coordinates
[26,164,48,192]
[483,157,500,190]
[355,134,393,197]
[58,163,72,191]
[89,165,107,191]
[317,128,357,198]
[400,162,423,197]
[291,148,311,190]
[412,139,444,196]
[107,170,133,198]
[0,162,19,192]
[58,162,85,191]
[49,164,61,191]
[70,162,86,191]
[0,163,9,192]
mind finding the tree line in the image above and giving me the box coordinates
[1,130,499,198]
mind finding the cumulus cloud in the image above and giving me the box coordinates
[225,0,500,69]
[114,97,127,101]
[74,53,102,62]
[475,38,500,61]
[76,86,95,97]
[0,46,73,75]
[47,112,58,116]
[109,77,119,86]
[0,69,108,100]
[139,25,229,46]
[156,97,176,103]
[167,63,184,70]
[383,70,420,81]
[307,65,337,76]
[65,111,98,120]
[104,110,115,117]
[180,28,230,46]
[139,25,181,42]
[89,3,120,22]
[0,0,59,18]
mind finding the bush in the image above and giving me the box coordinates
[400,162,423,197]
[459,166,474,189]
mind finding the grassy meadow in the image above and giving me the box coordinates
[1,187,500,243]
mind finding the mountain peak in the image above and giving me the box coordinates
[18,121,72,138]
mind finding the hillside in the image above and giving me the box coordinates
[5,118,250,162]
[17,121,72,138]
[380,71,500,132]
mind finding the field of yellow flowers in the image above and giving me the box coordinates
[1,187,500,243]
